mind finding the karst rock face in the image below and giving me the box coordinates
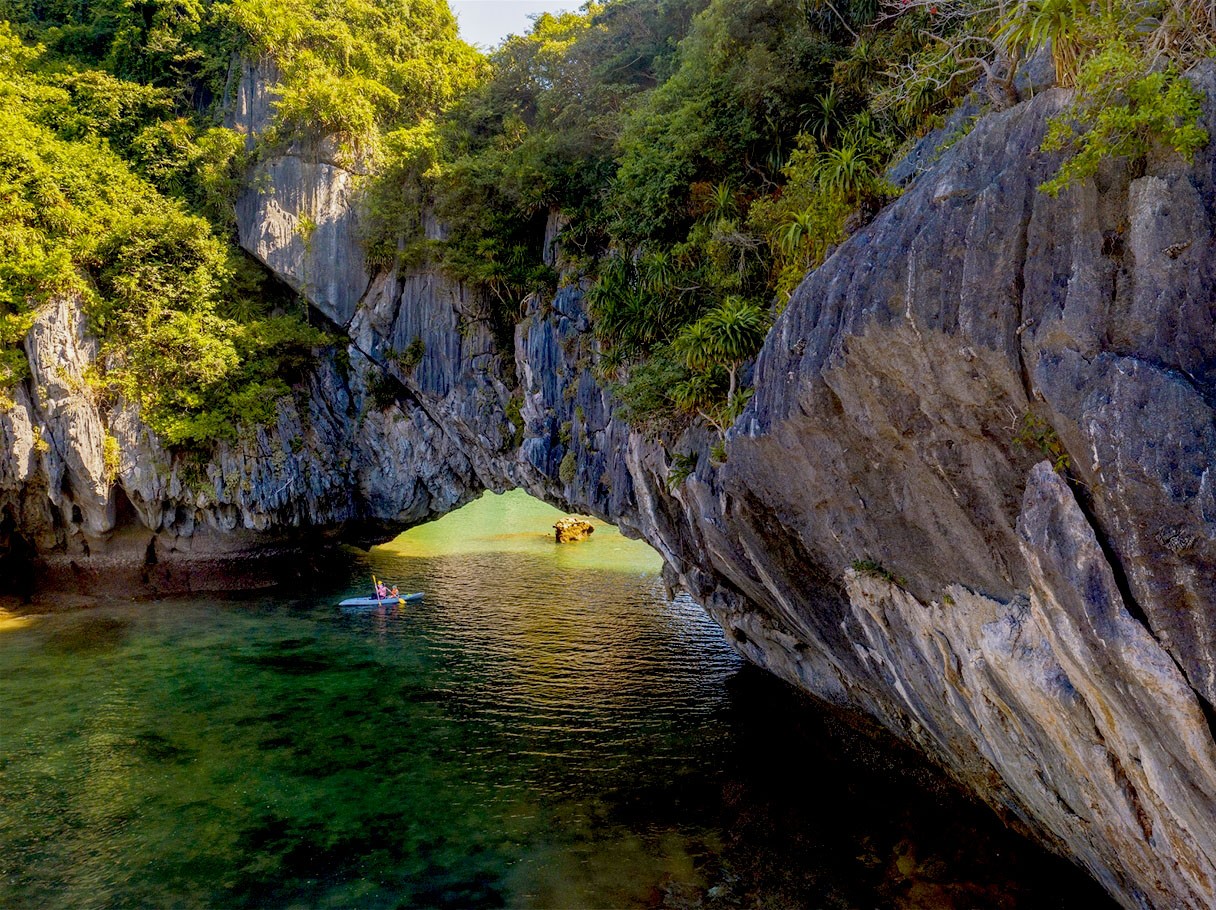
[5,54,1216,908]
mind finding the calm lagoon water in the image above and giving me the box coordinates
[0,491,1113,908]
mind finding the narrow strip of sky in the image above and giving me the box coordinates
[450,1,580,50]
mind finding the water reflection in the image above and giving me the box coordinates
[0,492,1114,908]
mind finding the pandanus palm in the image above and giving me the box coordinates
[707,181,738,223]
[814,142,876,198]
[997,0,1092,87]
[673,296,769,405]
[779,210,818,257]
[803,88,843,144]
[639,247,675,293]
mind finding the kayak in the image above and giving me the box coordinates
[339,593,423,608]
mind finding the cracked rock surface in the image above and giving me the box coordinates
[4,56,1216,909]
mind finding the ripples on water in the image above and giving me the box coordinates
[0,492,1113,909]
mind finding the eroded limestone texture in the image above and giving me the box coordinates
[4,55,1216,909]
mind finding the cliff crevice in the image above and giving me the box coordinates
[5,53,1216,910]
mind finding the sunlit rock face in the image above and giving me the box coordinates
[553,518,595,543]
[666,66,1216,909]
[5,56,1216,909]
[0,300,481,592]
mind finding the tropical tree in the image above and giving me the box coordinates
[672,295,768,408]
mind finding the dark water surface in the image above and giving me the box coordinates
[1,492,1113,908]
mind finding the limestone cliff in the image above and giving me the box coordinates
[668,69,1216,908]
[3,55,1216,909]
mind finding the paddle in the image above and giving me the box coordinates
[372,573,410,608]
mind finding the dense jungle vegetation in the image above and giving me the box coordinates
[408,0,1208,437]
[0,0,1208,449]
[0,0,476,446]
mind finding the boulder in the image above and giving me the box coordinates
[554,517,595,543]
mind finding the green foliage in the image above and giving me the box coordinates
[228,0,483,149]
[611,0,845,243]
[558,449,577,484]
[97,273,327,447]
[0,18,325,450]
[1013,411,1071,473]
[102,431,120,483]
[666,449,698,488]
[1,0,229,109]
[365,368,402,411]
[39,70,173,145]
[416,5,650,308]
[851,558,901,584]
[996,0,1091,87]
[848,11,972,138]
[391,337,426,375]
[0,54,157,311]
[668,296,767,431]
[189,126,248,227]
[611,343,694,431]
[504,392,524,447]
[748,138,855,301]
[882,0,1212,195]
[360,121,442,266]
[0,345,29,403]
[673,295,765,373]
[1039,39,1206,195]
[404,0,918,438]
[613,326,757,435]
[587,254,703,364]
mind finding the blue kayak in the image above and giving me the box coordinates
[339,593,423,608]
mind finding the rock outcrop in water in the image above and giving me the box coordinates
[553,518,595,543]
[4,53,1216,909]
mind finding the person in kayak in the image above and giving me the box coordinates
[376,581,388,600]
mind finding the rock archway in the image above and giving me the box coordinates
[6,57,1216,908]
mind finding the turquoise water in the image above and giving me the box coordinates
[0,492,1112,908]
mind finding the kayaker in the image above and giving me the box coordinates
[376,582,388,600]
[390,585,399,598]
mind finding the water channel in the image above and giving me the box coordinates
[0,491,1113,908]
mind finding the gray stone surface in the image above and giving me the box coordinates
[6,54,1216,909]
[231,58,371,326]
[235,151,371,326]
[811,465,1216,909]
[226,56,280,146]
